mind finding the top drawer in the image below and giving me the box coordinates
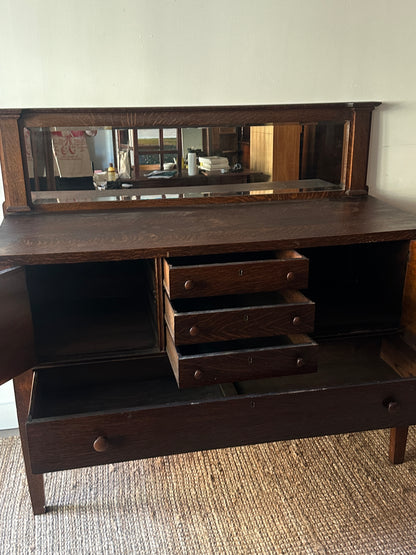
[163,250,309,299]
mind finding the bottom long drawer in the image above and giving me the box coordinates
[166,332,318,388]
[26,341,416,474]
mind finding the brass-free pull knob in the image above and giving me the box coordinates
[184,280,194,290]
[286,271,295,282]
[292,316,301,326]
[388,401,399,414]
[296,357,305,368]
[194,370,203,380]
[93,436,110,452]
[383,398,400,414]
[189,325,199,337]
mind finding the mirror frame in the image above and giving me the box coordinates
[0,102,380,215]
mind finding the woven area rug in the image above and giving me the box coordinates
[1,429,416,554]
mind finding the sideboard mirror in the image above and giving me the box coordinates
[0,103,380,214]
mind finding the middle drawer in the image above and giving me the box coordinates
[165,290,315,345]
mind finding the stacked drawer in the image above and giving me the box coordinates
[163,250,318,388]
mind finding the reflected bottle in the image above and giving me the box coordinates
[107,163,117,182]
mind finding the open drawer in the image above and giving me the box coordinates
[163,250,309,299]
[165,290,315,345]
[26,339,416,474]
[166,332,318,388]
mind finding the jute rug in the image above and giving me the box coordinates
[1,429,416,554]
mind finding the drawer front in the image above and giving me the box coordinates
[26,377,416,474]
[163,251,309,299]
[166,331,318,388]
[165,292,315,345]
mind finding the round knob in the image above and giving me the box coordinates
[194,369,203,380]
[292,316,301,327]
[184,280,194,291]
[93,436,110,452]
[296,357,305,368]
[189,325,199,337]
[286,271,295,282]
[388,401,399,414]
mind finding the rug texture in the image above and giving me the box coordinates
[1,429,416,554]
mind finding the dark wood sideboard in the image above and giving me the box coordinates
[1,104,416,515]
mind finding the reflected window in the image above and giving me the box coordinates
[116,128,181,177]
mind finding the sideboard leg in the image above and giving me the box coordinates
[13,370,46,515]
[389,426,409,464]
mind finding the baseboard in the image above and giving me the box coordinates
[0,402,18,430]
[0,381,18,430]
[0,427,19,438]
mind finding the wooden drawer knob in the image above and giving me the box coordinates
[93,436,110,452]
[296,357,305,368]
[189,325,199,337]
[184,280,194,291]
[383,398,400,414]
[388,401,399,414]
[194,369,203,380]
[286,271,295,282]
[292,316,301,326]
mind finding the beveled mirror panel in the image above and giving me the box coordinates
[25,122,346,205]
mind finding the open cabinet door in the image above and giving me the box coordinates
[0,267,36,386]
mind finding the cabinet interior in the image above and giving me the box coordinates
[26,259,158,362]
[299,241,409,339]
[27,240,411,419]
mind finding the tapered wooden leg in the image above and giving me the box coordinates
[13,369,46,515]
[389,426,409,464]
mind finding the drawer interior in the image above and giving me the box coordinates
[168,290,310,313]
[236,336,401,395]
[29,336,406,422]
[29,355,225,419]
[165,249,304,268]
[26,259,158,362]
[175,335,310,357]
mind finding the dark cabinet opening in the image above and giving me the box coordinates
[26,259,159,362]
[299,241,409,339]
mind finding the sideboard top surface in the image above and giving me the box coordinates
[0,196,416,265]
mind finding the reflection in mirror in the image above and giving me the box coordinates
[25,121,345,205]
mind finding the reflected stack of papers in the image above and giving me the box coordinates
[199,156,230,173]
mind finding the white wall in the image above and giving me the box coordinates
[1,0,416,427]
[1,0,415,209]
[0,172,17,429]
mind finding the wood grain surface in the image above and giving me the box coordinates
[1,197,416,265]
[27,376,416,473]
